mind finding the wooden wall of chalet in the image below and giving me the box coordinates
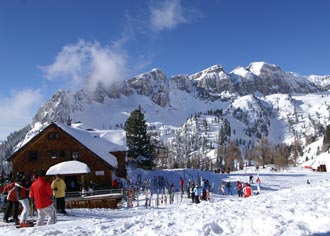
[11,124,125,189]
[111,151,126,178]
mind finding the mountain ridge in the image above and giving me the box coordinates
[1,61,330,169]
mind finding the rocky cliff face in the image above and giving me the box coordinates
[31,61,330,126]
[127,68,168,107]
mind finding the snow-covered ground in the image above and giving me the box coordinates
[1,167,330,236]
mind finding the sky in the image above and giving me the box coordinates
[1,166,330,235]
[1,0,330,141]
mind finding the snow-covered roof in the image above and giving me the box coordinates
[54,122,125,168]
[46,160,91,175]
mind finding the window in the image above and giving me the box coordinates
[28,152,38,162]
[48,132,60,140]
[50,151,57,159]
[50,150,65,159]
[71,151,79,160]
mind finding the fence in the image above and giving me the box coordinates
[65,188,124,209]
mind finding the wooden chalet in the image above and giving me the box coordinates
[8,122,127,190]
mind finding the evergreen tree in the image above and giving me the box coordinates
[124,106,154,168]
[323,124,330,152]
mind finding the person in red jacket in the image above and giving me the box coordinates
[29,169,56,226]
[243,183,252,198]
[2,180,19,224]
[179,177,184,194]
[236,181,243,197]
[112,179,118,188]
[256,177,261,195]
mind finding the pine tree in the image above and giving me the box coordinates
[124,106,154,168]
[323,124,330,152]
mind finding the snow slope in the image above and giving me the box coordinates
[1,167,330,236]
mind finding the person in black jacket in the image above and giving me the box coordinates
[226,181,233,195]
[15,172,32,227]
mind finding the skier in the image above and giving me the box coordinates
[163,187,167,205]
[205,187,210,201]
[204,180,210,200]
[179,177,184,194]
[202,179,207,200]
[194,184,201,204]
[29,169,57,226]
[169,182,175,204]
[249,175,254,184]
[236,181,243,197]
[243,183,252,198]
[256,177,261,194]
[145,188,151,208]
[221,182,226,195]
[190,182,195,202]
[186,180,191,199]
[2,179,19,224]
[15,172,33,227]
[226,181,233,195]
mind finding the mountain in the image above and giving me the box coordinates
[1,61,330,170]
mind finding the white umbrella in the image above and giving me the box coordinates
[46,160,91,175]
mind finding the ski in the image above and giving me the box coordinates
[0,222,34,228]
[16,224,34,228]
[15,220,35,228]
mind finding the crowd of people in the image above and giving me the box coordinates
[1,170,126,227]
[185,178,212,203]
[1,170,262,224]
[0,170,69,228]
[141,174,262,207]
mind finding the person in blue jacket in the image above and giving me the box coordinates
[194,184,201,204]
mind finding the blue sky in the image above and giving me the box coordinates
[0,0,330,141]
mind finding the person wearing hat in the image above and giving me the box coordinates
[29,169,56,226]
[15,172,32,227]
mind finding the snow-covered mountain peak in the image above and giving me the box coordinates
[130,68,167,82]
[247,61,282,76]
[230,66,255,81]
[190,64,224,80]
[202,64,224,74]
[125,68,169,107]
[308,74,330,89]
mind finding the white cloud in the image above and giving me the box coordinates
[0,89,42,140]
[149,0,200,32]
[40,40,129,92]
[17,1,200,123]
[40,2,202,93]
